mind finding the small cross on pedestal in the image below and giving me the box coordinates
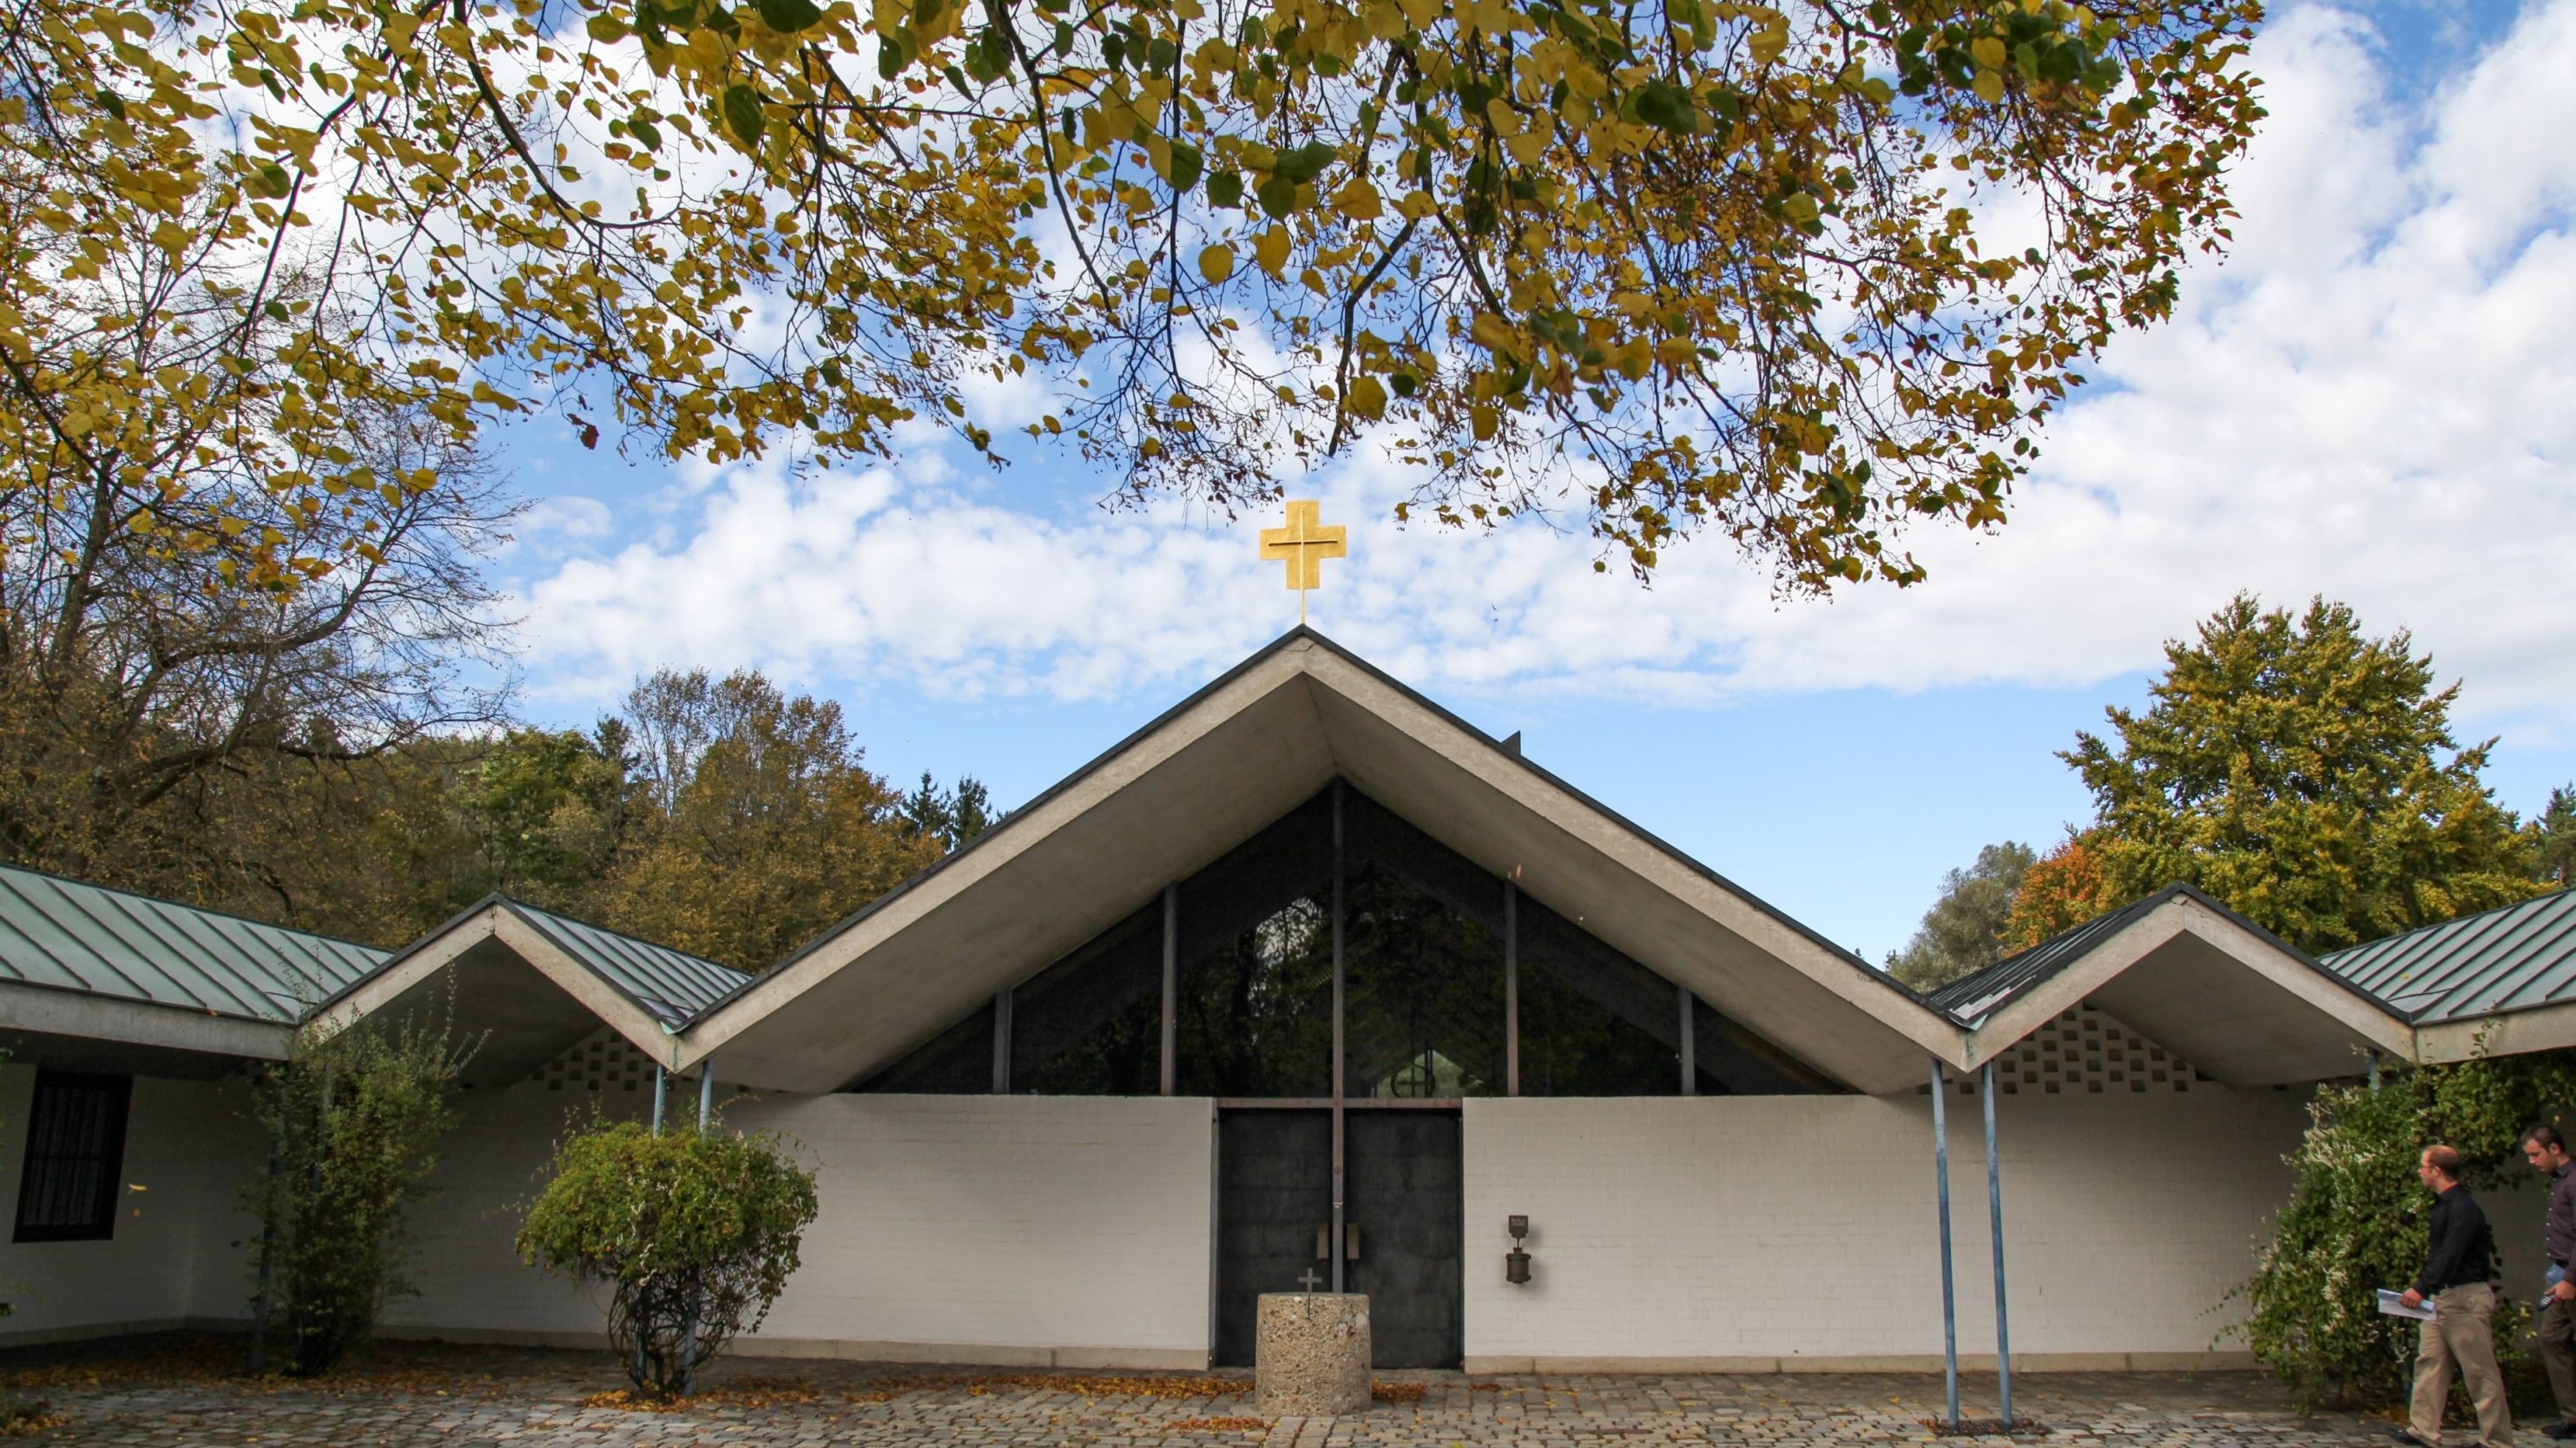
[1258,498,1347,625]
[1295,1267,1326,1293]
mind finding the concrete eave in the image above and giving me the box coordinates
[1961,894,2412,1085]
[1296,647,1963,1092]
[2415,999,2576,1063]
[315,902,679,1081]
[678,632,1967,1096]
[0,977,291,1063]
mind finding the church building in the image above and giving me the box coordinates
[5,628,2571,1373]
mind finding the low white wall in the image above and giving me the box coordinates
[1459,1087,2310,1372]
[385,1089,1220,1368]
[21,1065,2559,1376]
[0,1066,262,1343]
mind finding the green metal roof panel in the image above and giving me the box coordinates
[0,863,386,1023]
[499,901,746,1026]
[1925,889,2177,1021]
[2323,889,2576,1023]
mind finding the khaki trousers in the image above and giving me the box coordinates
[2541,1293,2576,1425]
[2412,1282,2513,1447]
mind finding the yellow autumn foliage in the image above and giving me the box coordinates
[3,0,2262,592]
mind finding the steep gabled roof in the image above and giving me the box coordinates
[1927,891,2173,1021]
[488,898,746,1026]
[21,629,2555,1093]
[675,628,1963,1093]
[0,861,385,1024]
[1937,884,2411,1085]
[313,895,744,1080]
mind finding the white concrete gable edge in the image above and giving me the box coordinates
[660,629,1982,1077]
[1954,889,2417,1074]
[270,636,2514,1085]
[614,635,2469,1083]
[310,898,682,1067]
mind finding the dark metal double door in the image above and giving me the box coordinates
[1214,1109,1462,1369]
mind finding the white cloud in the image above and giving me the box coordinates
[514,0,2576,742]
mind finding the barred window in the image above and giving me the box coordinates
[13,1072,131,1242]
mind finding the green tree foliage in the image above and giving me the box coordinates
[517,1121,820,1399]
[150,736,485,945]
[9,0,2264,595]
[0,425,515,922]
[2022,596,2552,955]
[2534,787,2576,889]
[589,669,945,971]
[2001,829,2112,951]
[2231,1048,2576,1408]
[899,772,996,853]
[459,724,637,908]
[1887,840,2034,991]
[246,1008,477,1377]
[2,651,993,970]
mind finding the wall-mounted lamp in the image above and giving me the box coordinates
[1505,1214,1532,1286]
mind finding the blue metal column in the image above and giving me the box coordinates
[1932,1057,1960,1428]
[643,1061,665,1382]
[1983,1060,2013,1427]
[1504,881,1519,1096]
[698,1056,716,1131]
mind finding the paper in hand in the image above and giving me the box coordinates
[2378,1288,2436,1321]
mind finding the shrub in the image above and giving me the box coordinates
[244,1010,474,1377]
[2229,1045,2576,1407]
[516,1120,820,1399]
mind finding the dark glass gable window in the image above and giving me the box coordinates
[852,780,1840,1098]
[14,1071,132,1242]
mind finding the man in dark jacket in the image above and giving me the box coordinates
[2524,1125,2576,1438]
[2396,1144,2512,1448]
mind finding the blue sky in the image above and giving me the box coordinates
[478,0,2575,962]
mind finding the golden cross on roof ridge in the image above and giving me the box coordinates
[1258,498,1347,625]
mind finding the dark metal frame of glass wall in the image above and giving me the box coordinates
[861,780,1834,1106]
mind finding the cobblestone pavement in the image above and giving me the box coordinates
[0,1338,2398,1448]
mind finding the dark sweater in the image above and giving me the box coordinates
[2417,1184,2498,1296]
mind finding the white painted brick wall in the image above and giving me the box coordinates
[739,1094,1216,1358]
[1460,1089,2313,1366]
[383,1089,1219,1363]
[0,1065,261,1341]
[20,1066,2565,1372]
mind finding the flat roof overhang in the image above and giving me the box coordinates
[679,635,1962,1095]
[0,978,291,1078]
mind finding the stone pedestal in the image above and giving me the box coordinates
[1255,1293,1371,1418]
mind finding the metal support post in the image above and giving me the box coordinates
[1983,1060,2013,1427]
[1504,881,1519,1097]
[1932,1057,1960,1429]
[651,1063,666,1135]
[678,1053,720,1392]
